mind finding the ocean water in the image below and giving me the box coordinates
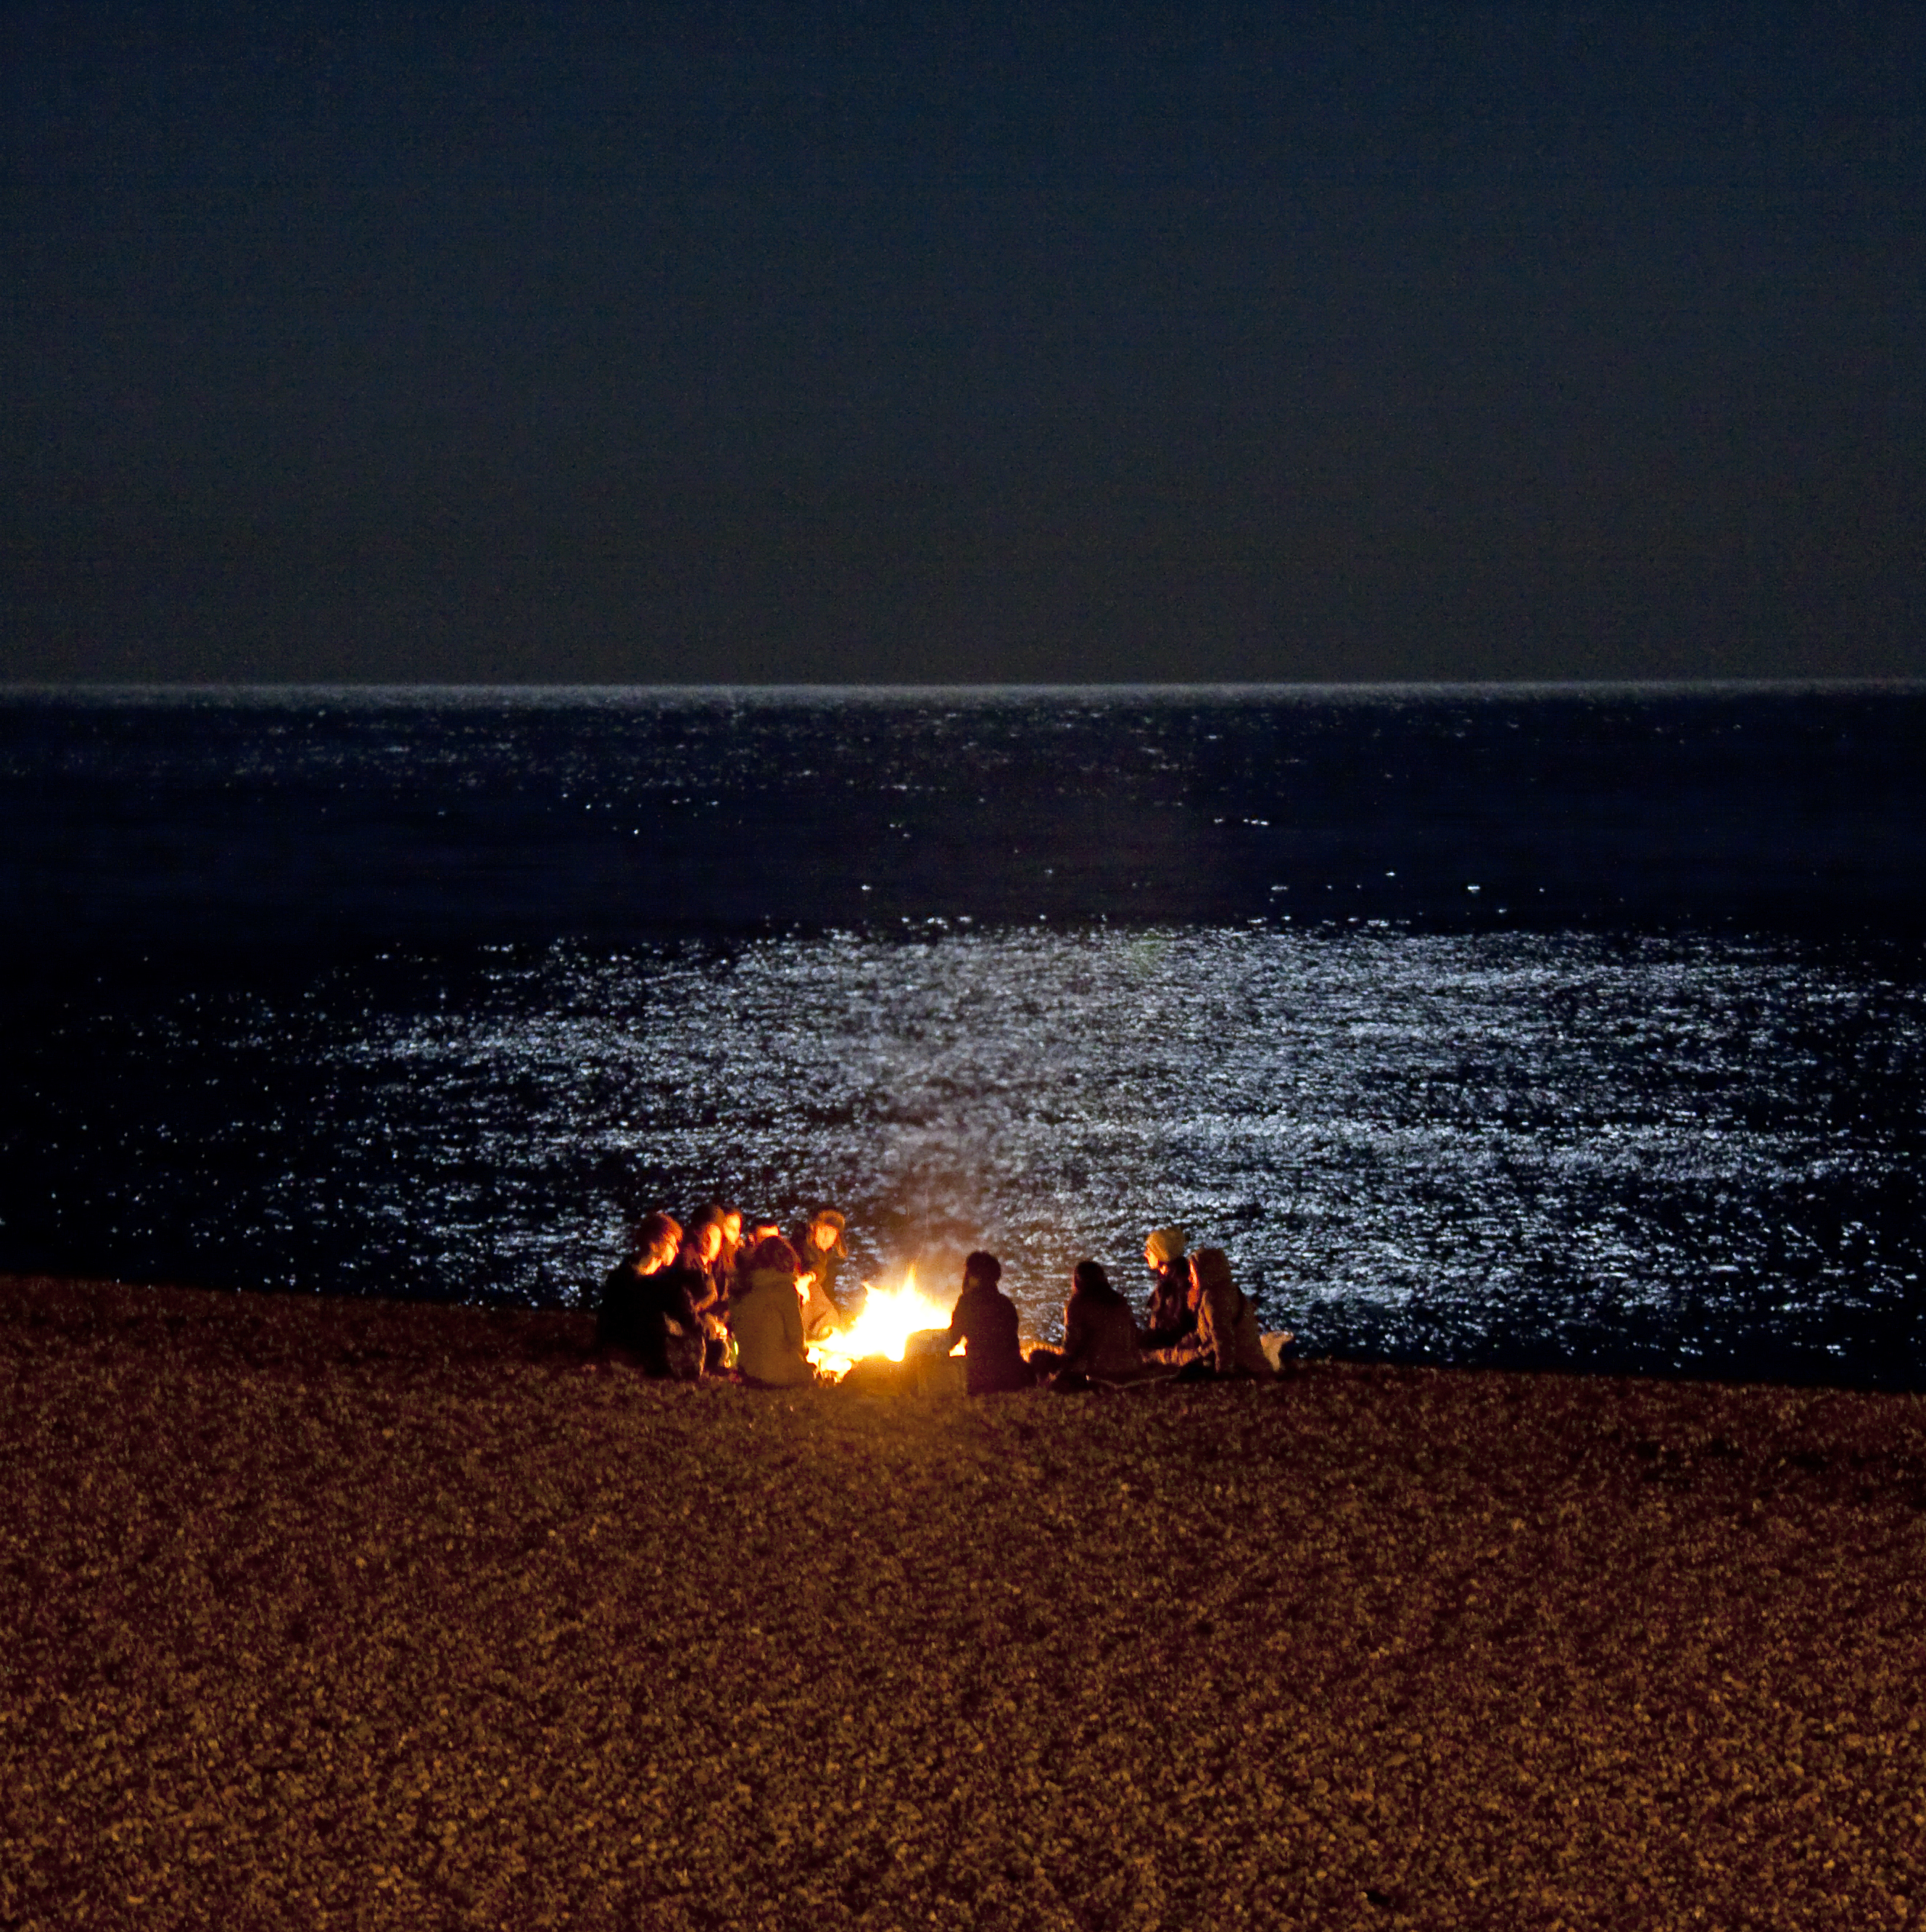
[2,684,1922,1386]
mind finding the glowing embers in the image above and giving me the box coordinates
[807,1266,960,1382]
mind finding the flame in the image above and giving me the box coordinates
[807,1265,959,1381]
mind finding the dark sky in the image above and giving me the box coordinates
[5,2,1922,684]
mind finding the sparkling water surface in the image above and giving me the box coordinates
[8,925,1922,1386]
[2,686,1922,1385]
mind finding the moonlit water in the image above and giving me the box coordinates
[2,685,1923,1384]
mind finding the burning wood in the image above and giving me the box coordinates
[806,1266,962,1382]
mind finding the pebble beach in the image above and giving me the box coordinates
[4,1273,1922,1931]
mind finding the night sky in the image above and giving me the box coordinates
[6,3,1922,685]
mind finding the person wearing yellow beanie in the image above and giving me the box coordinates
[1141,1225,1193,1349]
[1169,1247,1275,1379]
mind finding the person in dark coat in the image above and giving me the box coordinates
[946,1251,1033,1395]
[1028,1258,1144,1384]
[682,1210,726,1296]
[1054,1259,1143,1382]
[1139,1224,1196,1351]
[596,1211,705,1378]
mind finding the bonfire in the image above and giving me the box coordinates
[806,1266,961,1381]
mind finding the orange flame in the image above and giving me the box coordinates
[807,1265,959,1380]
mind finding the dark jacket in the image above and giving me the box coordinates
[1060,1287,1141,1379]
[1141,1260,1196,1351]
[947,1283,1032,1395]
[597,1261,703,1377]
[674,1243,724,1326]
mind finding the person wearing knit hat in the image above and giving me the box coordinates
[792,1207,850,1340]
[1144,1226,1186,1266]
[1141,1225,1195,1351]
[1149,1245,1275,1379]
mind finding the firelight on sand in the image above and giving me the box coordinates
[809,1267,959,1380]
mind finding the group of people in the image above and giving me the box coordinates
[943,1228,1276,1394]
[593,1202,851,1386]
[595,1206,1277,1393]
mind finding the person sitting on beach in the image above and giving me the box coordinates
[1150,1246,1274,1379]
[727,1232,817,1389]
[946,1251,1033,1395]
[1033,1259,1142,1385]
[596,1211,706,1379]
[711,1204,746,1282]
[1140,1226,1195,1351]
[681,1208,723,1286]
[679,1213,732,1373]
[793,1208,849,1341]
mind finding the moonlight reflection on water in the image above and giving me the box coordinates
[22,924,1914,1385]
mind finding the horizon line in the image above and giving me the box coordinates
[6,674,1925,701]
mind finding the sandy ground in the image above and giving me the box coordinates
[2,1272,1922,1931]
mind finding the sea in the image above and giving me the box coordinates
[2,683,1922,1388]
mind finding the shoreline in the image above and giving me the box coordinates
[5,1273,1923,1928]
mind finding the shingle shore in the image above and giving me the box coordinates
[4,1273,1922,1931]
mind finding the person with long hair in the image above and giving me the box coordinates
[708,1203,746,1292]
[679,1211,732,1373]
[1054,1258,1143,1382]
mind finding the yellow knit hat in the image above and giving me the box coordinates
[1144,1226,1187,1265]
